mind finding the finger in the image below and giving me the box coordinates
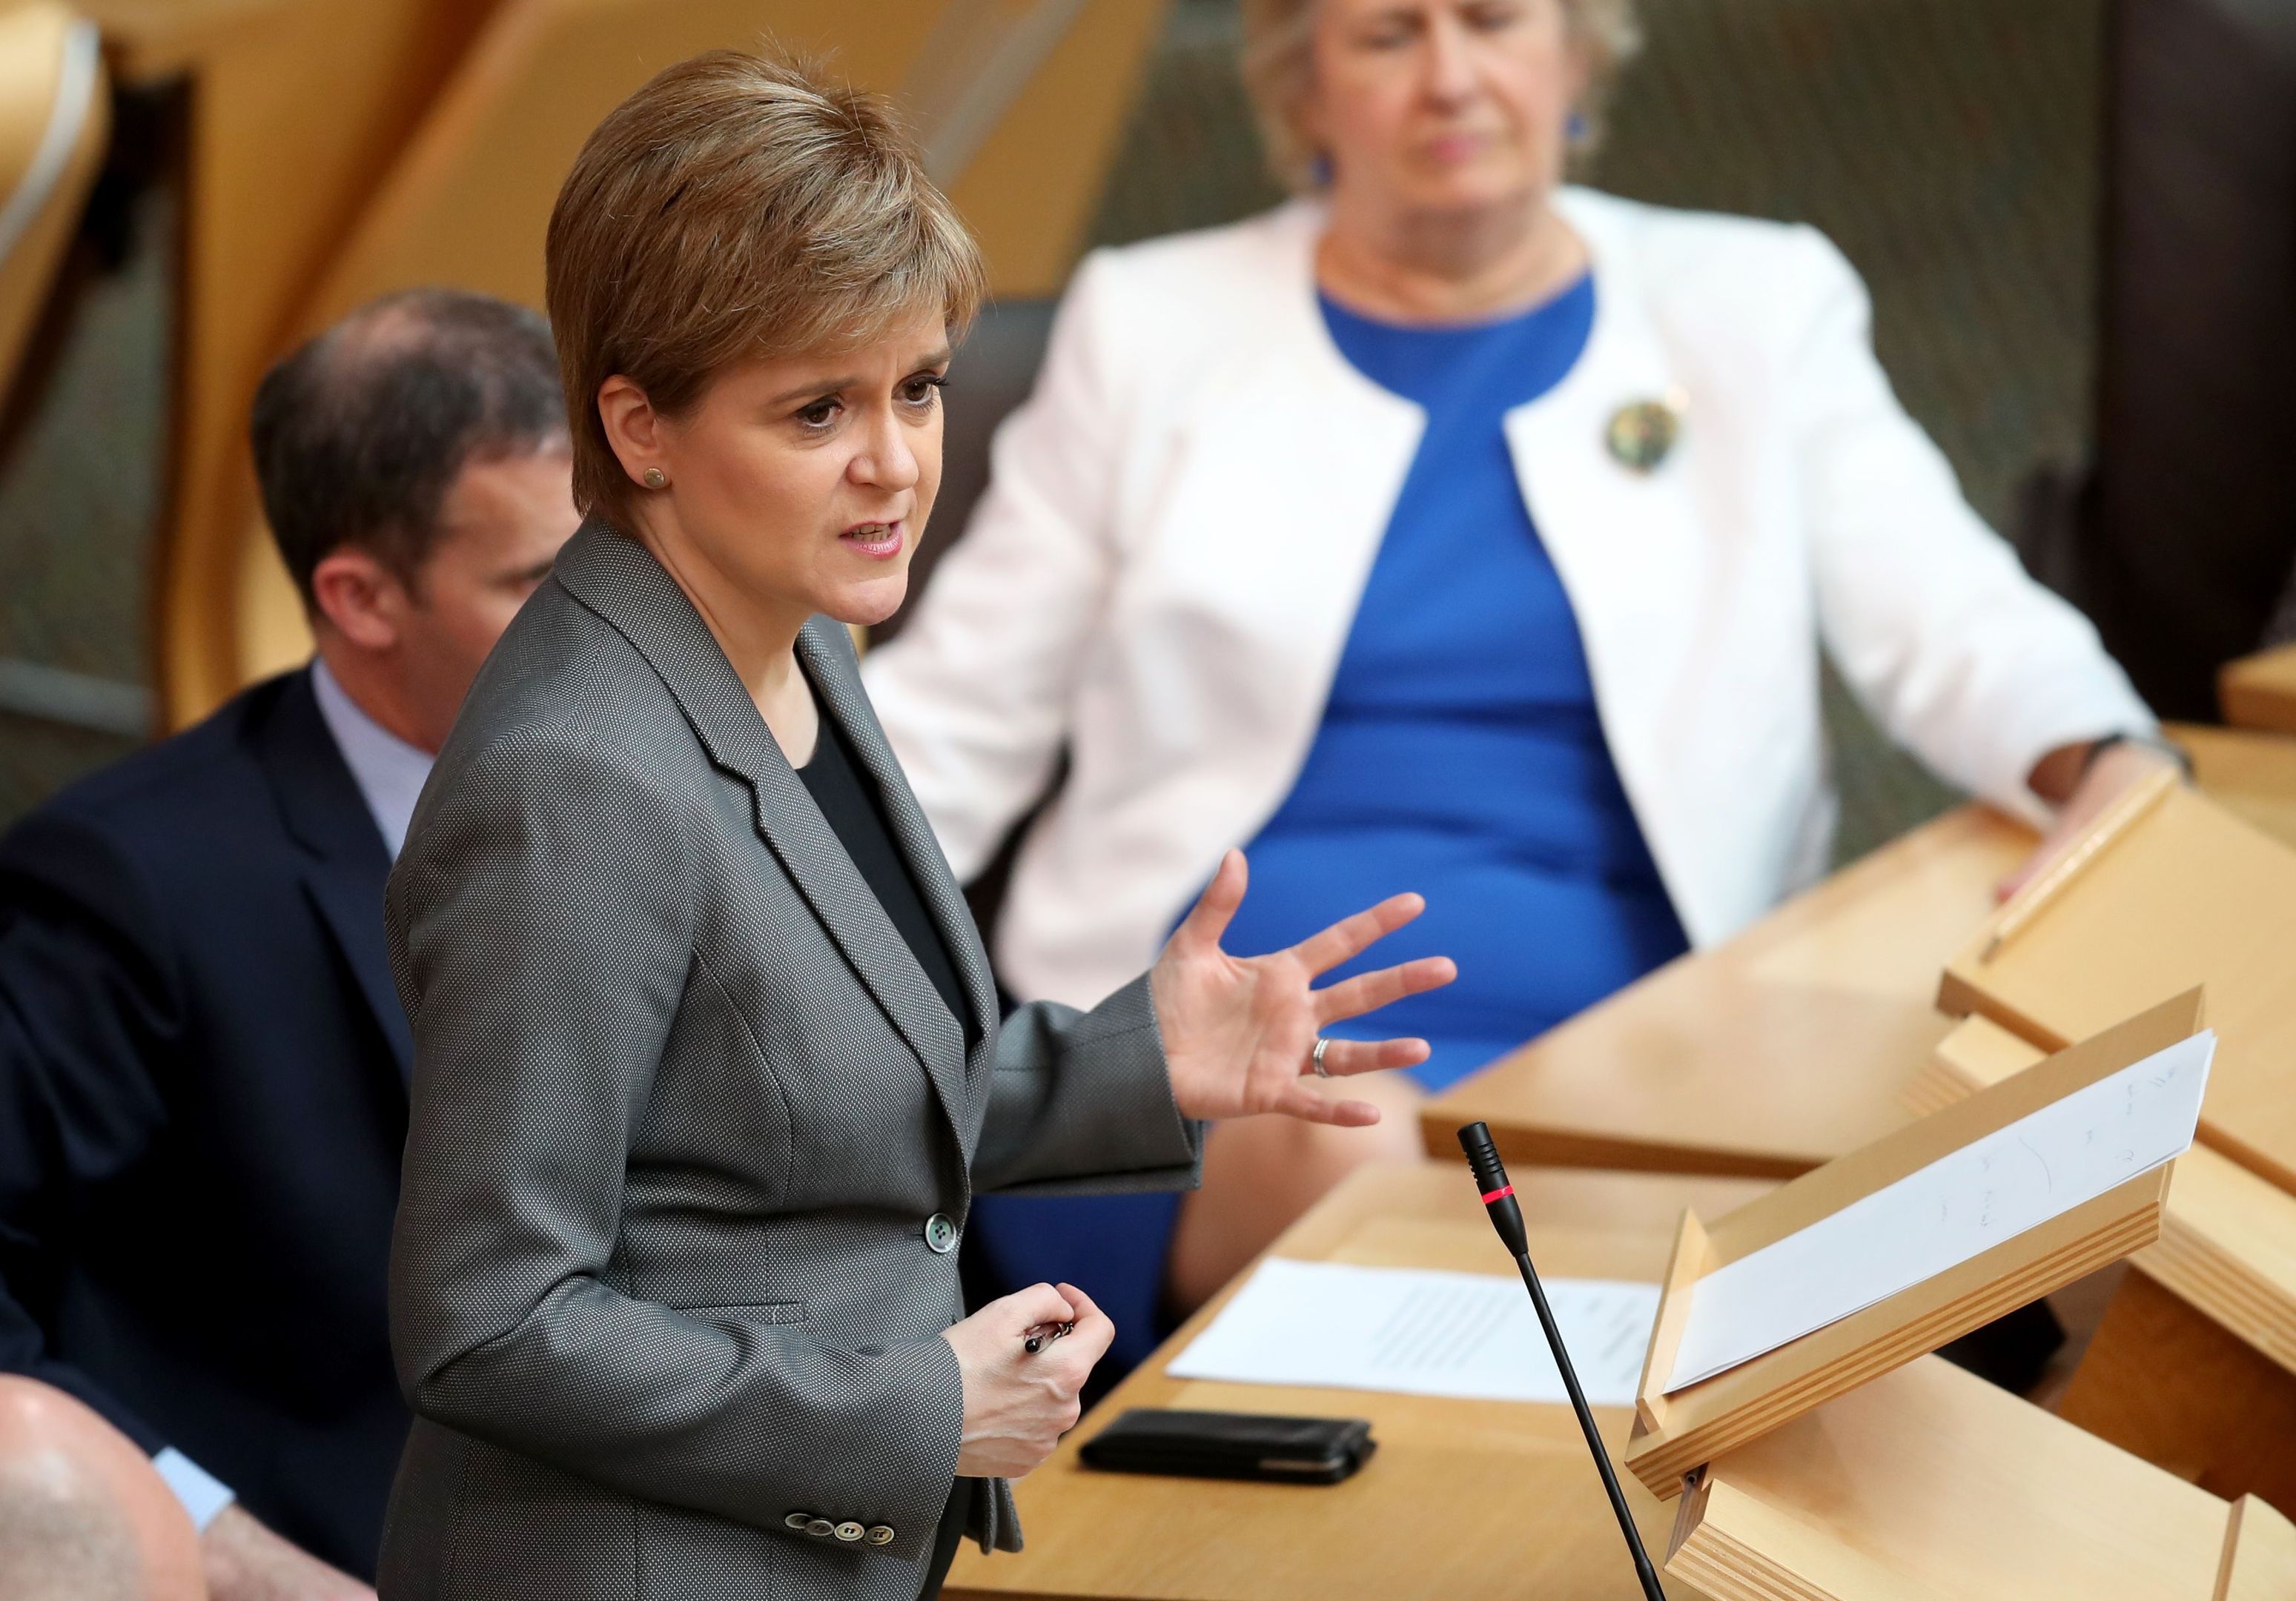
[1313,955,1456,1025]
[1289,892,1424,976]
[998,1282,1082,1333]
[1300,1036,1431,1077]
[1168,850,1247,956]
[1268,1083,1383,1127]
[1053,1282,1116,1362]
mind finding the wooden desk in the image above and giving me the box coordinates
[944,1161,1772,1601]
[1423,805,2034,1181]
[2219,644,2296,736]
[1669,1354,2296,1601]
[1917,1015,2296,1518]
[2172,720,2296,849]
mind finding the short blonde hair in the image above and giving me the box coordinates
[1240,0,1644,192]
[546,50,987,528]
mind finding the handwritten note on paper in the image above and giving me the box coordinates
[1663,1030,2214,1393]
[1165,1259,1660,1408]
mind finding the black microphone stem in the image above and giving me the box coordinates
[1510,1245,1666,1601]
[1458,1121,1666,1601]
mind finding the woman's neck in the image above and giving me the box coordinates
[628,514,820,764]
[1315,192,1587,325]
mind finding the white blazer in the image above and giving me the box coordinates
[865,188,2155,1010]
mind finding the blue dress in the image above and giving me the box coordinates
[967,274,1689,1372]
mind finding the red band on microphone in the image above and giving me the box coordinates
[1480,1184,1515,1204]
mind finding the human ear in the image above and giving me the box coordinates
[308,546,409,652]
[596,374,668,490]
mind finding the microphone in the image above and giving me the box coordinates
[1459,1121,1667,1601]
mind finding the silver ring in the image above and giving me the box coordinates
[1311,1037,1331,1078]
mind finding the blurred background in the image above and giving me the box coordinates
[3,0,2292,844]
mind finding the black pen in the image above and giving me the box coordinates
[1022,1320,1075,1355]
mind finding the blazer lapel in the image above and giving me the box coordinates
[552,526,973,1141]
[1504,188,1716,938]
[1133,203,1425,863]
[256,672,414,1081]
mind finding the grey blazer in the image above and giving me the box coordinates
[377,523,1201,1600]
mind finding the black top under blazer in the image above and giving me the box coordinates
[379,523,1202,1601]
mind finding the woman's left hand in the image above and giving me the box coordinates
[1998,737,2185,901]
[1149,850,1457,1127]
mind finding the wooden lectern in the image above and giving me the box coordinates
[2220,643,2296,736]
[1667,1355,2296,1600]
[1623,993,2199,1499]
[942,1162,1771,1601]
[1939,775,2296,1194]
[1424,804,2033,1180]
[2171,722,2296,850]
[1918,1013,2296,1517]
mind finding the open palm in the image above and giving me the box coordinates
[1148,850,1457,1127]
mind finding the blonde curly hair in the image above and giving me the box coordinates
[1239,0,1643,192]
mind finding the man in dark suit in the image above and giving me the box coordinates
[0,288,578,1598]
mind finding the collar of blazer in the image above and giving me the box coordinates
[552,522,995,1151]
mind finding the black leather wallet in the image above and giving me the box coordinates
[1077,1408,1377,1485]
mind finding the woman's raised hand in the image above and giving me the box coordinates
[942,1282,1114,1479]
[1149,850,1456,1128]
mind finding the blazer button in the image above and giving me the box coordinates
[805,1518,836,1539]
[924,1213,959,1254]
[866,1525,896,1546]
[784,1512,813,1532]
[835,1521,865,1542]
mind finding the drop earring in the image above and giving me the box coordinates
[642,467,667,490]
[1566,110,1590,144]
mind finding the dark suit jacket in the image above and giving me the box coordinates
[380,523,1201,1601]
[0,669,411,1578]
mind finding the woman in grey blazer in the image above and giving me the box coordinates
[377,50,1453,1601]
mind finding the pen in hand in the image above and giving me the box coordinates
[1022,1320,1076,1355]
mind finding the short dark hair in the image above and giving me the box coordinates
[251,288,566,606]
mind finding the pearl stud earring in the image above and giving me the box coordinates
[642,467,667,489]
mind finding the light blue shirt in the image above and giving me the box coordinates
[153,660,434,1529]
[311,656,436,860]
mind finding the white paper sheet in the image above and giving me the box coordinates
[1664,1030,2214,1392]
[1165,1258,1660,1407]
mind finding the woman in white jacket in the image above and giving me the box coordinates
[864,0,2171,1350]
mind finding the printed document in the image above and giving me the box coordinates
[1166,1259,1659,1407]
[1664,1030,2214,1392]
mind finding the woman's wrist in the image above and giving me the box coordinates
[2028,732,2186,806]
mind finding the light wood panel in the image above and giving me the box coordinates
[88,0,501,727]
[1916,1014,2296,1519]
[1666,1356,2255,1601]
[2057,1272,2296,1520]
[2220,1496,2296,1601]
[1921,1013,2296,1375]
[1424,803,2034,1180]
[944,1160,1773,1601]
[2220,644,2296,736]
[1939,784,2296,1196]
[2171,720,2296,850]
[1624,992,2196,1499]
[0,4,107,403]
[182,0,1166,696]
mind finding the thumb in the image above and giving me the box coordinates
[1171,849,1246,955]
